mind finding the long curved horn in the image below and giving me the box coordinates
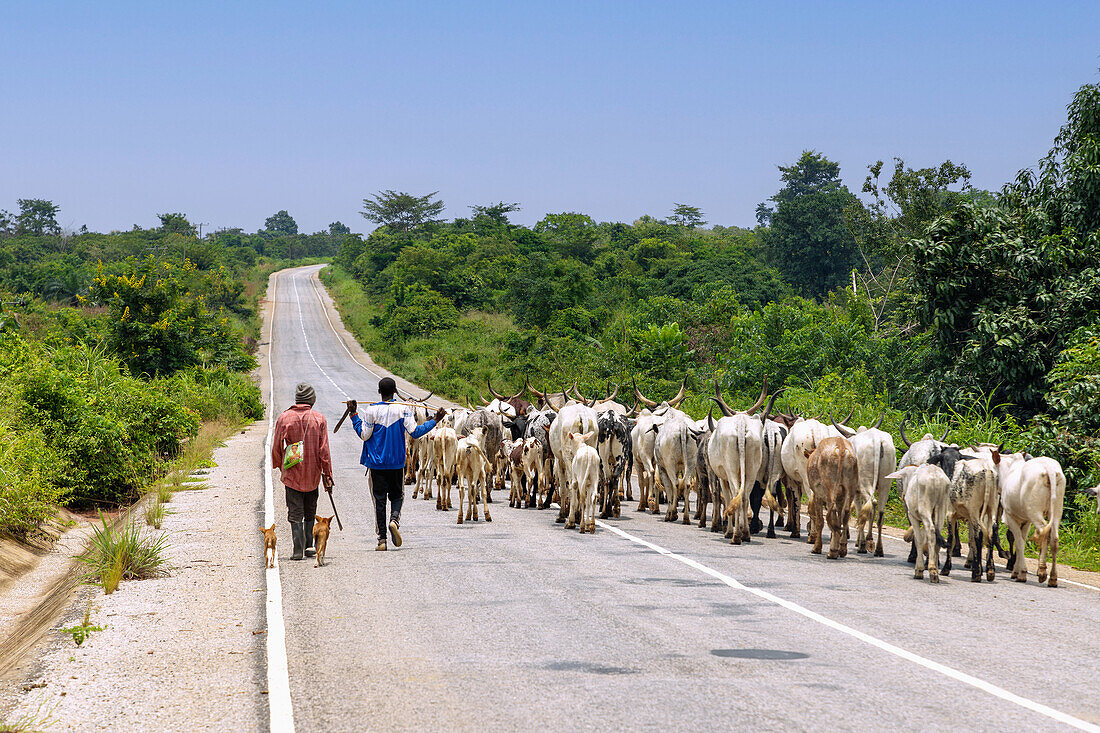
[526,379,545,398]
[487,377,508,401]
[831,414,856,438]
[899,417,912,448]
[633,378,658,408]
[839,407,855,425]
[478,391,491,406]
[571,380,584,401]
[939,426,950,442]
[712,381,735,417]
[668,379,687,408]
[606,383,619,402]
[746,377,769,414]
[629,398,640,416]
[419,391,433,403]
[706,405,715,431]
[546,395,560,413]
[465,396,474,410]
[872,412,884,430]
[588,395,598,408]
[760,387,786,424]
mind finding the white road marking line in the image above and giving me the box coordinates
[594,518,1100,733]
[293,276,348,399]
[264,271,296,733]
[306,268,387,382]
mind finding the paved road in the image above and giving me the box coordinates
[267,266,1100,733]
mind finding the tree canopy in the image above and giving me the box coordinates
[361,190,445,233]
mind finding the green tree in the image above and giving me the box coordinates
[669,203,706,229]
[534,212,598,262]
[361,190,445,233]
[470,202,520,226]
[16,199,61,236]
[262,210,298,236]
[157,212,196,236]
[328,221,351,236]
[759,151,860,298]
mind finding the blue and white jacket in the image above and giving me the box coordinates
[350,400,436,470]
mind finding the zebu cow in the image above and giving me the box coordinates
[748,390,789,538]
[459,409,505,503]
[548,401,599,524]
[942,444,1001,582]
[896,421,953,562]
[488,378,533,418]
[693,410,719,529]
[779,416,838,541]
[434,427,458,511]
[455,429,492,524]
[804,437,859,559]
[527,383,574,412]
[1000,456,1066,587]
[1084,482,1100,513]
[832,416,896,556]
[630,381,688,513]
[566,431,601,533]
[523,409,556,508]
[596,409,633,519]
[519,437,548,508]
[413,430,438,500]
[709,382,770,544]
[887,462,950,583]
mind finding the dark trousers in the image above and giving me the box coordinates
[286,487,318,523]
[370,468,404,540]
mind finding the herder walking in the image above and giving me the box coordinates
[350,377,445,551]
[272,382,334,560]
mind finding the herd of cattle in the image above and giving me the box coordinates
[395,379,1090,588]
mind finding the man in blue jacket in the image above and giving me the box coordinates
[350,377,445,551]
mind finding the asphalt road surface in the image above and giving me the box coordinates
[266,265,1100,733]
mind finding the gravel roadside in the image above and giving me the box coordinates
[1,422,270,731]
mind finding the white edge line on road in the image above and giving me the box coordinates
[594,519,1100,733]
[264,270,295,733]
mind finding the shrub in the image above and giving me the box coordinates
[79,513,170,594]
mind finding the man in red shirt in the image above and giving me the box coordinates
[272,382,334,560]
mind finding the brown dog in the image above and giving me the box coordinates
[313,516,333,567]
[261,523,277,568]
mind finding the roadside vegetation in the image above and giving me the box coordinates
[0,209,340,537]
[323,79,1100,570]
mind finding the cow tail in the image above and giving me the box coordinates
[733,428,747,513]
[1036,463,1059,545]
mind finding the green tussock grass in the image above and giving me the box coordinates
[79,513,170,594]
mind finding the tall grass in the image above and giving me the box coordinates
[79,513,170,594]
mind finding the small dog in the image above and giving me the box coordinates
[261,523,277,568]
[313,516,333,567]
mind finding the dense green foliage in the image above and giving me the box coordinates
[0,209,331,533]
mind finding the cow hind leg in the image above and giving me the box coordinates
[951,519,962,557]
[940,523,953,576]
[875,511,885,557]
[969,530,982,582]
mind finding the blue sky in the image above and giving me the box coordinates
[3,1,1098,234]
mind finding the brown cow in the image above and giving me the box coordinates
[804,437,859,559]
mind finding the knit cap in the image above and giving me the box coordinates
[295,382,316,406]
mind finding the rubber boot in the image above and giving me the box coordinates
[290,521,306,560]
[304,517,316,557]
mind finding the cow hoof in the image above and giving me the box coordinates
[790,532,800,540]
[811,547,822,555]
[987,571,995,582]
[681,517,690,525]
[565,522,575,530]
[766,530,776,539]
[555,517,566,524]
[930,574,939,584]
[485,514,492,523]
[743,534,751,544]
[941,569,951,577]
[827,551,838,560]
[857,547,867,555]
[1048,578,1058,588]
[914,571,923,579]
[874,547,884,558]
[963,560,972,570]
[457,517,463,525]
[1037,572,1047,584]
[1015,575,1027,583]
[970,575,981,583]
[613,508,620,518]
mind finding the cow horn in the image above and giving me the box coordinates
[588,395,598,408]
[899,417,912,448]
[706,405,716,431]
[838,407,855,425]
[830,414,856,438]
[668,379,687,408]
[939,426,950,442]
[571,380,585,401]
[629,398,641,416]
[526,379,545,398]
[712,381,735,417]
[746,377,769,414]
[760,387,786,425]
[546,396,560,413]
[487,377,508,401]
[478,391,491,406]
[606,383,619,402]
[872,412,884,430]
[465,396,474,410]
[633,378,658,408]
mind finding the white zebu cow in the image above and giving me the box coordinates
[631,408,667,513]
[1000,456,1066,587]
[567,431,601,533]
[433,427,458,511]
[833,417,896,556]
[455,429,492,524]
[548,401,599,524]
[654,406,699,525]
[888,462,951,583]
[708,383,769,544]
[413,430,439,501]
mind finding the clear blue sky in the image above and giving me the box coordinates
[3,1,1098,234]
